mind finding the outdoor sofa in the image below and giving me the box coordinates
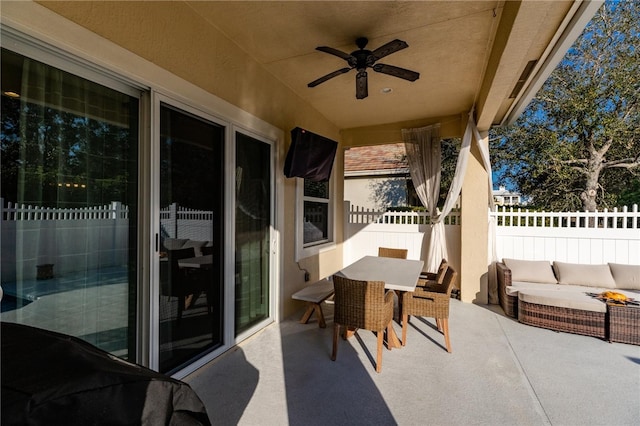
[497,259,640,343]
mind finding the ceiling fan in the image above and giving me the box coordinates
[308,37,420,100]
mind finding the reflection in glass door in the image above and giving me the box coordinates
[158,104,224,373]
[0,48,139,361]
[235,132,272,334]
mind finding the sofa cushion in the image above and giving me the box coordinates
[517,288,607,313]
[609,263,640,290]
[553,261,615,288]
[506,281,557,296]
[503,259,557,284]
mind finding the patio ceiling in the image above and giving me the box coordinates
[183,0,597,130]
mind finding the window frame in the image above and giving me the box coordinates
[295,176,335,261]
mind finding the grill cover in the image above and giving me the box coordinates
[1,322,211,425]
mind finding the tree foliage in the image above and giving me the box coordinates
[491,0,640,211]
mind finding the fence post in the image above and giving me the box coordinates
[344,201,351,238]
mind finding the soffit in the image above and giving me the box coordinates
[35,1,581,132]
[187,1,503,130]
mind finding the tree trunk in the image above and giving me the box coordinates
[580,146,605,215]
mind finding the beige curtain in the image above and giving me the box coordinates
[403,124,441,220]
[403,120,475,273]
[402,124,445,272]
[403,110,499,302]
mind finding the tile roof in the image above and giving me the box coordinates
[344,143,408,173]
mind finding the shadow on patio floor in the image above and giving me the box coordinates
[187,300,640,425]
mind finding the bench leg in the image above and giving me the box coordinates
[300,304,315,324]
[299,302,326,328]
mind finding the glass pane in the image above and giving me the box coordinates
[235,132,271,334]
[304,180,329,199]
[158,104,224,373]
[0,49,139,359]
[303,201,328,244]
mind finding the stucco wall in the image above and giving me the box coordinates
[344,175,410,211]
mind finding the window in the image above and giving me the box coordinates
[296,177,334,259]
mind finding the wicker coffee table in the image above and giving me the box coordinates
[607,302,640,345]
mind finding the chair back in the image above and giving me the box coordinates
[378,247,408,259]
[441,267,458,296]
[161,247,196,296]
[435,259,448,283]
[332,275,391,332]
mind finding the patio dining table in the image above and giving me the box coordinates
[335,255,424,292]
[334,255,424,348]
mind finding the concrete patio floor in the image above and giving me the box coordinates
[186,300,640,426]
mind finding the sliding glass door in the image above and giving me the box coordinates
[0,48,139,360]
[235,132,272,334]
[157,103,224,373]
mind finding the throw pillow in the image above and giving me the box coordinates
[608,263,640,290]
[502,258,557,284]
[552,261,616,288]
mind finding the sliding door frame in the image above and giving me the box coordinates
[231,125,278,344]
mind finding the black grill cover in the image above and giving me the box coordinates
[284,127,338,182]
[1,322,211,425]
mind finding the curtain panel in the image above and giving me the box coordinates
[402,111,499,302]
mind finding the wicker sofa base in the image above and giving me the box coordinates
[607,303,640,345]
[518,299,606,339]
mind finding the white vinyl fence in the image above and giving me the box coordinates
[343,202,462,270]
[344,203,640,271]
[1,199,213,282]
[490,205,640,265]
[1,199,130,282]
[160,202,213,242]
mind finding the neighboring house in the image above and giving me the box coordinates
[344,143,416,210]
[493,186,523,206]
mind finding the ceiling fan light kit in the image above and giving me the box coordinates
[308,37,420,99]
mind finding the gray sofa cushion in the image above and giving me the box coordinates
[503,258,557,284]
[517,288,607,313]
[609,263,640,290]
[552,261,616,288]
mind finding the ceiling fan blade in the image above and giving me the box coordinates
[316,46,357,67]
[371,39,408,61]
[356,70,368,99]
[308,67,352,88]
[373,63,420,81]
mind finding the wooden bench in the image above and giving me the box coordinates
[291,279,334,328]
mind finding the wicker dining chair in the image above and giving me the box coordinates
[401,266,457,352]
[418,259,448,288]
[331,275,395,373]
[377,247,408,259]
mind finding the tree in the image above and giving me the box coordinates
[491,1,640,211]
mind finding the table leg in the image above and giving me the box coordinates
[386,322,401,349]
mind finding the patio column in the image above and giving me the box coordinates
[460,130,489,304]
